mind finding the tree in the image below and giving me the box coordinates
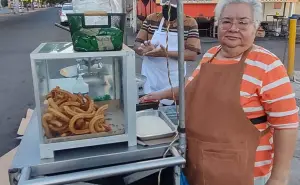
[1,0,8,7]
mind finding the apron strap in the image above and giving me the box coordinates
[208,45,253,64]
[239,46,253,64]
[158,17,165,32]
[260,126,271,137]
[207,46,221,63]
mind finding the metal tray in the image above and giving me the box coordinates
[136,109,177,141]
[158,105,179,125]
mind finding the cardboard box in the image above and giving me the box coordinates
[17,109,33,136]
[0,147,18,185]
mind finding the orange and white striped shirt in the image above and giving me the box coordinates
[187,45,299,179]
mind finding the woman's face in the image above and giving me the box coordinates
[218,3,256,48]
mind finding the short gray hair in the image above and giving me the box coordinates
[214,0,263,28]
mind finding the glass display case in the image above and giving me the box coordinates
[30,42,137,159]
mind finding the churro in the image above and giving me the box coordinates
[69,112,95,134]
[48,107,70,123]
[43,87,110,138]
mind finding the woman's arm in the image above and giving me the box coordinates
[160,87,180,100]
[140,87,179,102]
[259,58,299,184]
[268,129,298,184]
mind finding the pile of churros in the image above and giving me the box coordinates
[42,86,111,138]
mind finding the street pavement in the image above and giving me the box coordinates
[0,7,49,17]
[0,7,69,157]
[0,7,300,184]
[0,7,11,14]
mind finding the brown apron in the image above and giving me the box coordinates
[185,46,267,185]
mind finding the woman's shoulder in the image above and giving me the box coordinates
[206,45,221,54]
[250,45,281,65]
[201,46,221,63]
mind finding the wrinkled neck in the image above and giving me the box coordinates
[220,45,251,59]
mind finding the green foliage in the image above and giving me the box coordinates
[1,0,8,7]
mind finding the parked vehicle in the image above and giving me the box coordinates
[59,3,73,25]
[55,4,62,8]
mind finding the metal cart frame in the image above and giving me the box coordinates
[8,1,187,184]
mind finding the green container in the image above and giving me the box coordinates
[67,12,126,52]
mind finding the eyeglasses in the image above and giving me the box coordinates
[219,18,254,30]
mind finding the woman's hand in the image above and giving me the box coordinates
[265,178,288,185]
[138,40,157,55]
[139,91,165,103]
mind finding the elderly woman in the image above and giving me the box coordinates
[140,0,299,185]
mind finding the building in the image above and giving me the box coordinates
[136,0,298,20]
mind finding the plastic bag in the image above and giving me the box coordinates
[72,0,122,13]
[67,13,124,52]
[180,172,190,185]
[72,0,122,25]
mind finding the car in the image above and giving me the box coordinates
[59,4,73,25]
[55,3,62,8]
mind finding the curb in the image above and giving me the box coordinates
[0,8,48,17]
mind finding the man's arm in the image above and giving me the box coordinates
[168,50,198,61]
[134,42,144,56]
[133,17,150,56]
[165,18,201,61]
[178,17,201,61]
[142,16,201,60]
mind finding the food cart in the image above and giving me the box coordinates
[8,1,187,185]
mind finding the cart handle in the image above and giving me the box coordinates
[84,11,108,16]
[17,147,185,185]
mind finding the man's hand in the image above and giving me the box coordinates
[144,45,167,57]
[138,40,157,55]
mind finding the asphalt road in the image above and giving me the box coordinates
[0,7,300,163]
[0,8,70,157]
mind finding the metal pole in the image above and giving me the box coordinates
[123,0,128,45]
[18,167,31,184]
[133,0,137,33]
[287,17,297,80]
[283,2,286,16]
[176,0,186,157]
